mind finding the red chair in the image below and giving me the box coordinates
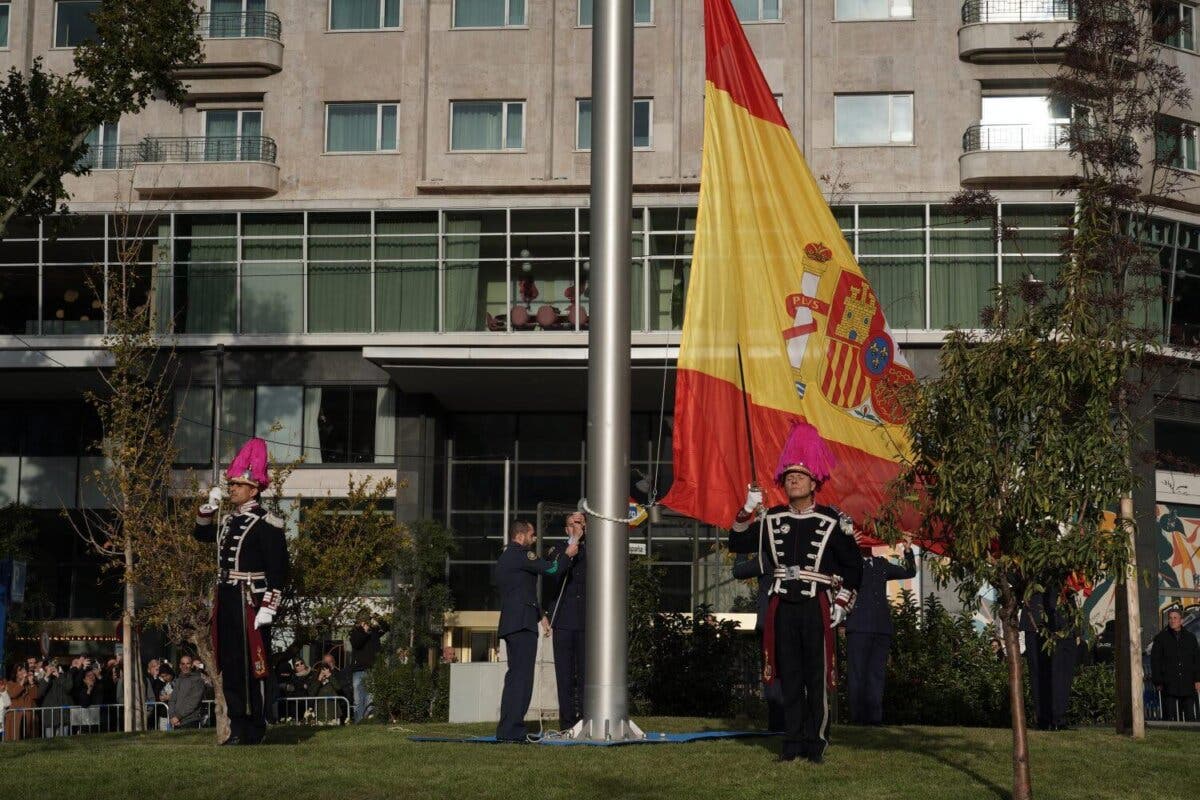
[535,304,561,329]
[510,304,536,330]
[485,312,506,332]
[568,303,589,329]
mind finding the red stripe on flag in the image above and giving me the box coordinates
[661,369,905,531]
[704,0,789,129]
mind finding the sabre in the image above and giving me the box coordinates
[736,343,759,490]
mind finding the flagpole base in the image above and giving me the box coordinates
[569,717,645,742]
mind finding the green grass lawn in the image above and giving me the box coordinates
[0,718,1192,800]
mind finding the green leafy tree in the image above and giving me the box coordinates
[278,477,407,648]
[392,519,456,667]
[0,0,201,236]
[892,4,1198,796]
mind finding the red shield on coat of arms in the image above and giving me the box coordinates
[819,273,880,409]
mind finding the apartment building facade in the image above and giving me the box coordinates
[0,0,1198,656]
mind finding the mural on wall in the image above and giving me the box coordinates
[1078,503,1200,635]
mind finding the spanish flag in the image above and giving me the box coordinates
[661,0,914,529]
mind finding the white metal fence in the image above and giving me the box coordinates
[2,702,170,741]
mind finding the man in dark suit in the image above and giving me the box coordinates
[494,519,578,742]
[1020,583,1079,731]
[548,511,587,732]
[844,535,916,725]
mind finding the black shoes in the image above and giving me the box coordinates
[220,736,242,746]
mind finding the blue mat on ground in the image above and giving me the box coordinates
[410,730,777,746]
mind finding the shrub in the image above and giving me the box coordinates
[1067,663,1115,727]
[367,662,449,723]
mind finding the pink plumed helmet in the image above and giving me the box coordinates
[773,421,837,487]
[226,438,270,489]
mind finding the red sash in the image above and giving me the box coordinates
[762,594,780,685]
[210,590,270,680]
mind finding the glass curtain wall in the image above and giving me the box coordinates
[9,203,1186,338]
[173,384,397,466]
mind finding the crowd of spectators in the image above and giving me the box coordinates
[0,652,221,741]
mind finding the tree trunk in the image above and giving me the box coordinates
[121,541,144,732]
[1115,493,1145,738]
[999,582,1033,800]
[193,635,230,744]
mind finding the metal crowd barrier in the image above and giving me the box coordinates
[274,696,353,726]
[2,702,171,742]
[1144,687,1200,724]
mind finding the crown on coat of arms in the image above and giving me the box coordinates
[803,242,833,262]
[834,284,877,342]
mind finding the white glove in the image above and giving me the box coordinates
[253,607,275,630]
[830,604,847,628]
[743,488,764,514]
[200,485,225,515]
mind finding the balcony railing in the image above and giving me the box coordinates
[137,136,278,164]
[199,11,282,40]
[963,122,1071,152]
[961,0,1075,23]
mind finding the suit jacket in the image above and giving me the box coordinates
[548,543,586,631]
[495,543,570,638]
[845,551,917,636]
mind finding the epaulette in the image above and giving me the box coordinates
[263,513,286,529]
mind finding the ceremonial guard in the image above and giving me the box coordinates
[548,511,587,732]
[728,422,862,763]
[845,535,915,725]
[194,438,288,746]
[494,519,578,742]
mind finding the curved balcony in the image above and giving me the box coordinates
[959,0,1076,63]
[177,12,284,78]
[960,123,1078,188]
[131,136,280,199]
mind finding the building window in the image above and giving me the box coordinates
[1157,117,1199,171]
[0,2,10,49]
[576,98,653,151]
[972,95,1071,150]
[208,0,265,37]
[204,109,264,161]
[77,121,119,170]
[450,101,524,151]
[303,387,396,464]
[1155,1,1196,51]
[579,0,653,25]
[325,103,399,153]
[835,0,912,20]
[732,0,781,22]
[452,0,525,28]
[329,0,402,30]
[54,1,99,47]
[834,93,913,146]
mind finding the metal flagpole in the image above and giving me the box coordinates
[578,0,641,742]
[211,344,225,486]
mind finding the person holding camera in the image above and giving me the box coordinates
[36,657,74,737]
[3,663,37,741]
[307,662,344,724]
[349,609,389,722]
